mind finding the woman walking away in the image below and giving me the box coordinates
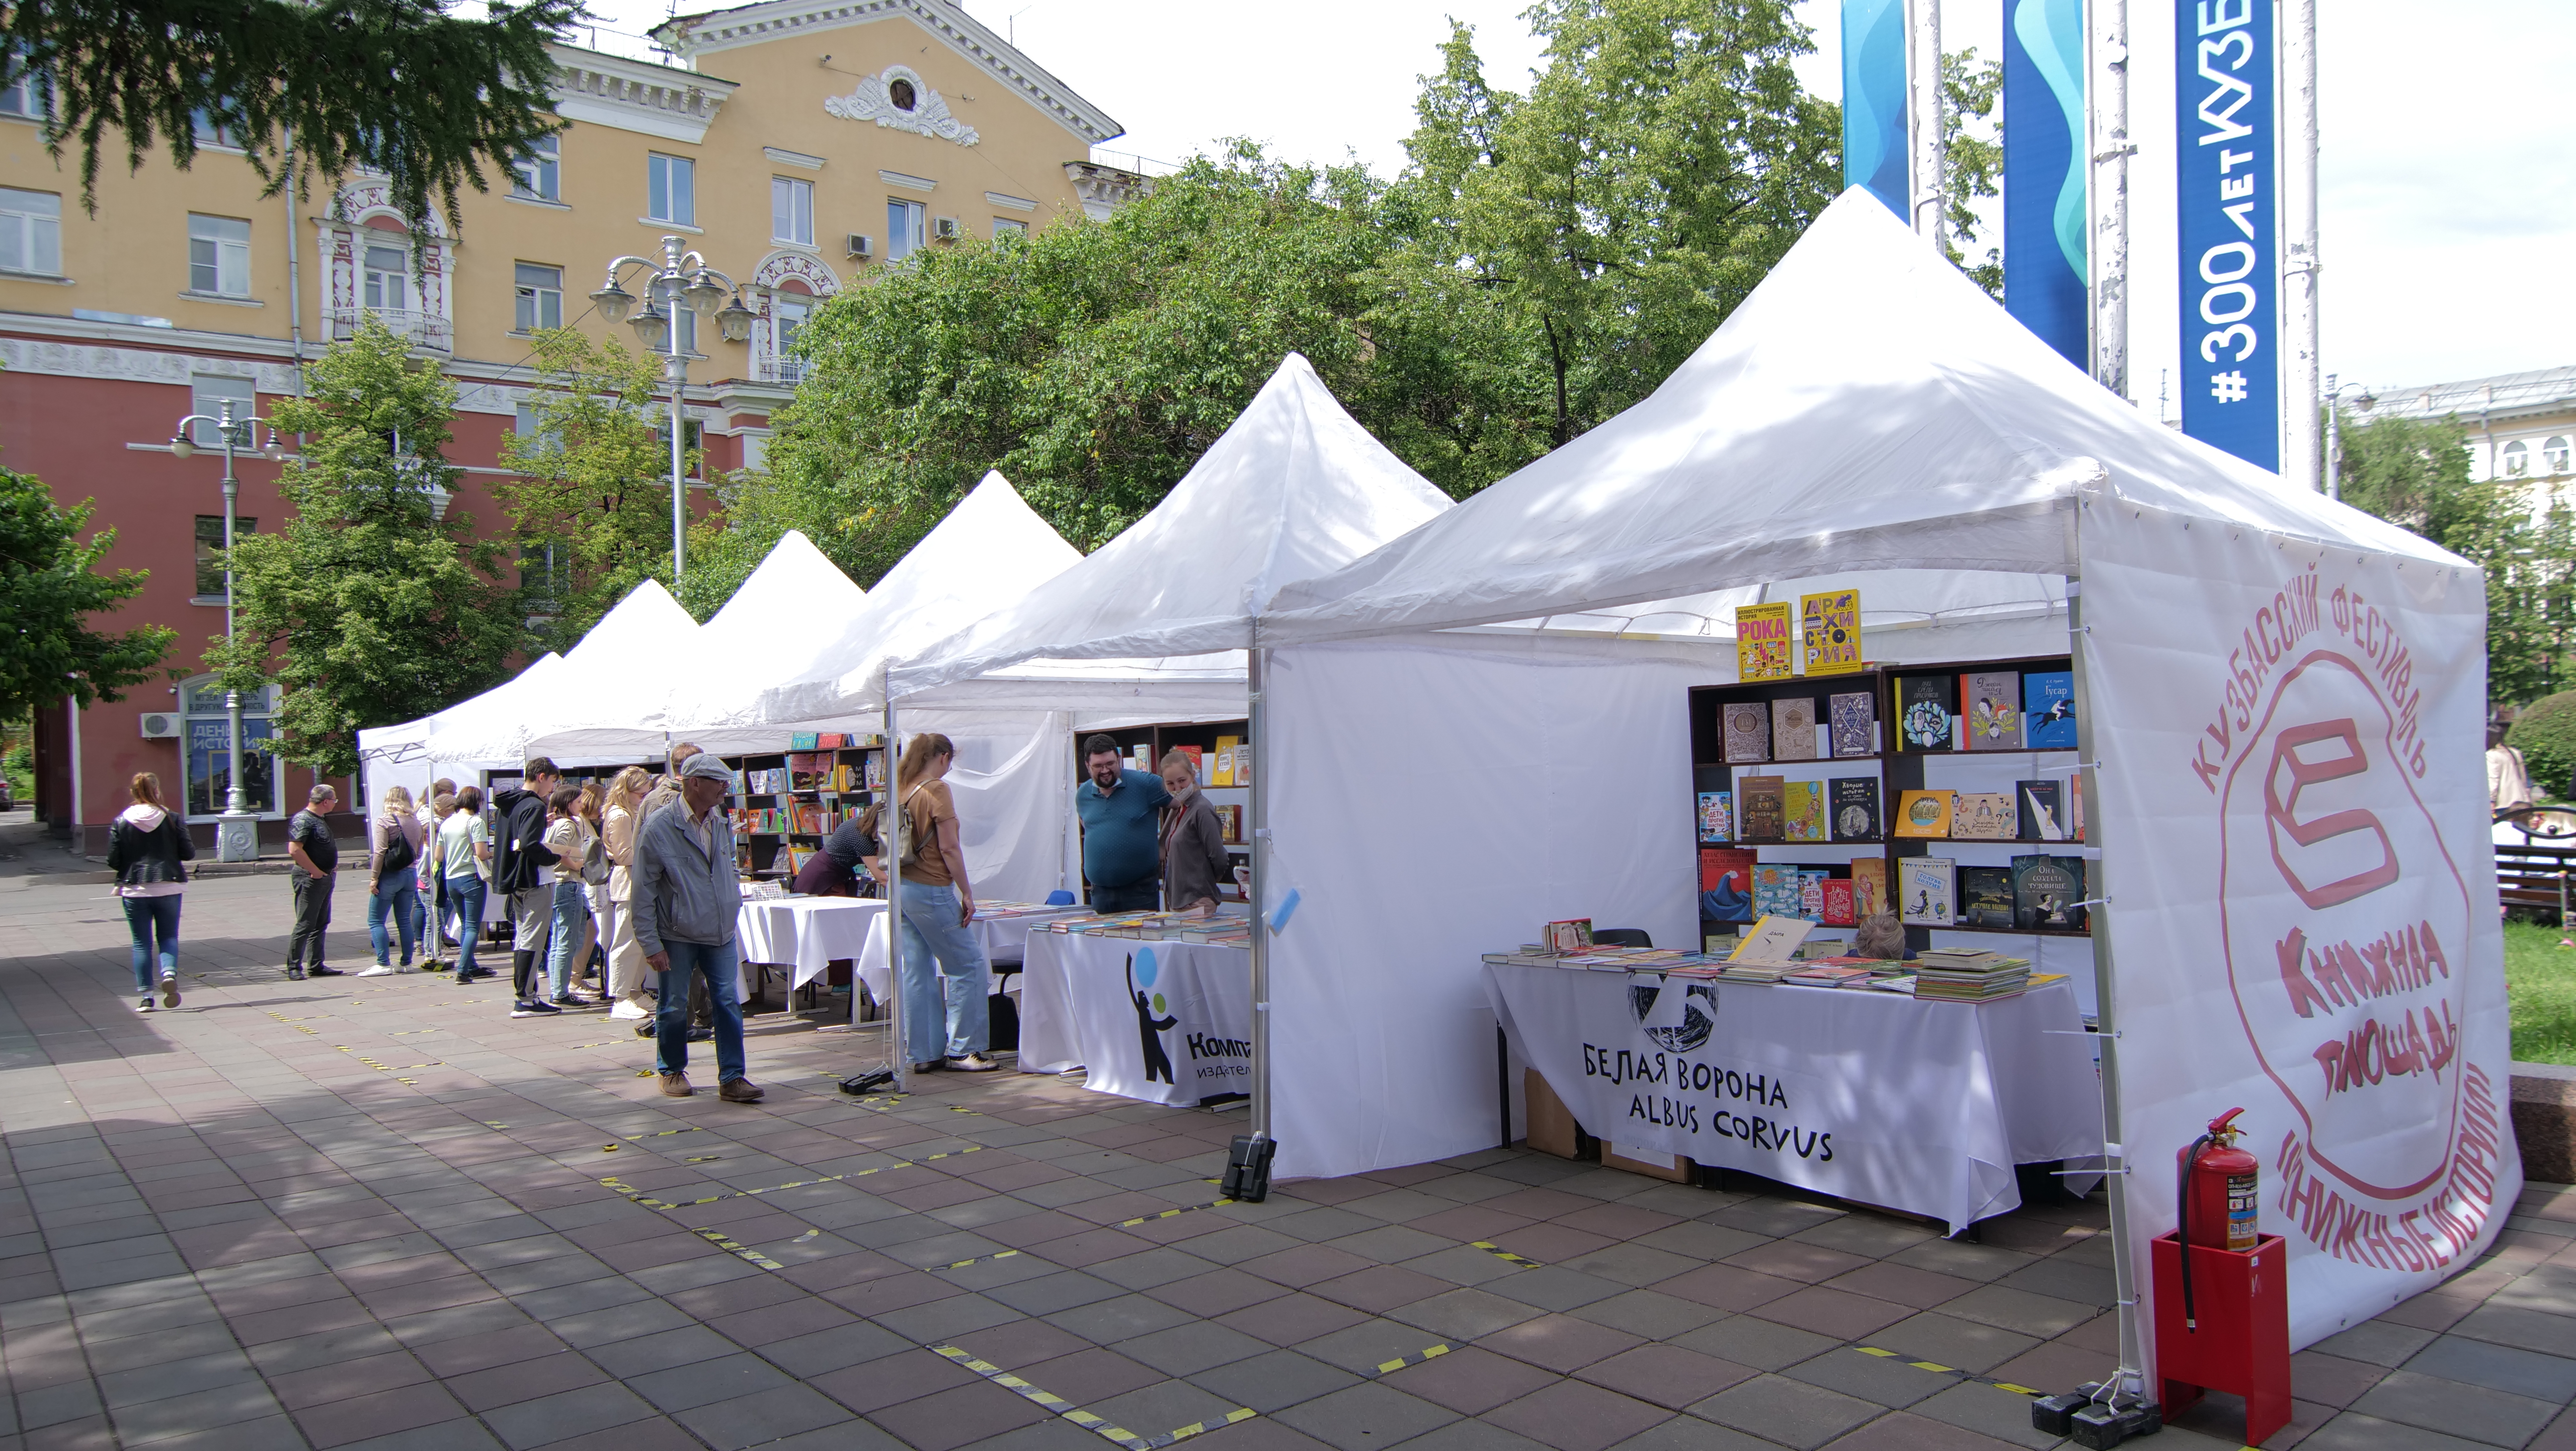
[363,785,427,975]
[601,767,653,1020]
[574,781,608,994]
[526,786,595,1015]
[439,786,493,981]
[419,778,455,968]
[892,733,996,1073]
[107,772,192,1011]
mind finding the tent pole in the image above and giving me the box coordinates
[885,682,908,1092]
[2066,516,2147,1409]
[1247,645,1274,1150]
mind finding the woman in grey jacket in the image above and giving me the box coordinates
[1158,749,1232,917]
[106,772,192,1011]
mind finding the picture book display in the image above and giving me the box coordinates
[2023,670,2078,748]
[1849,858,1887,920]
[1830,777,1881,841]
[1752,863,1804,920]
[1737,775,1786,841]
[1736,602,1794,680]
[1799,870,1827,920]
[2012,854,2088,931]
[1697,791,1734,843]
[1698,848,1757,923]
[1729,915,1815,967]
[1961,670,2021,750]
[1898,857,1956,926]
[2017,780,2068,841]
[1898,674,1956,751]
[1829,691,1876,757]
[1546,918,1595,952]
[1781,780,1829,842]
[1819,877,1857,927]
[1951,792,2017,840]
[1893,789,1954,838]
[1800,588,1863,676]
[1723,702,1772,763]
[1959,866,2016,927]
[1770,697,1819,762]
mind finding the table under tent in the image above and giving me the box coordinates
[1237,190,2513,1400]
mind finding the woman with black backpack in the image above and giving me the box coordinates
[106,772,192,1012]
[363,784,428,976]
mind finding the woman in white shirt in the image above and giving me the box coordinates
[600,766,653,1020]
[530,785,598,1014]
[437,786,494,981]
[363,785,428,976]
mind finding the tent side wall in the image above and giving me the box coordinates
[1266,635,1715,1182]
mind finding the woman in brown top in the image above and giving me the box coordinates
[890,733,995,1073]
[1159,749,1231,917]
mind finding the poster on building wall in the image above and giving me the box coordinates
[2079,498,2512,1359]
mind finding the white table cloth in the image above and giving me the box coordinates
[851,905,1093,1007]
[1486,964,2103,1234]
[1018,932,1254,1106]
[734,897,887,1004]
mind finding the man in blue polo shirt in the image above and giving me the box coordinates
[1074,735,1170,913]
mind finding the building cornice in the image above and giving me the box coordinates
[652,0,1122,146]
[548,42,739,145]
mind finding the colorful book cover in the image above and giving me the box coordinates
[1830,777,1881,841]
[1819,876,1857,927]
[1722,702,1772,763]
[1736,602,1794,681]
[1737,775,1786,841]
[1798,870,1828,921]
[2069,775,2085,841]
[1828,691,1876,758]
[1771,697,1820,762]
[1800,588,1863,676]
[791,732,819,750]
[1546,918,1595,952]
[1697,791,1734,843]
[2017,780,2067,841]
[1781,780,1829,842]
[1961,671,2022,750]
[1959,866,2015,927]
[2023,670,2078,749]
[1951,792,2017,840]
[1893,789,1954,838]
[1752,863,1804,919]
[1898,856,1956,926]
[2011,854,2083,931]
[1698,847,1758,923]
[1897,674,1955,751]
[1849,857,1887,920]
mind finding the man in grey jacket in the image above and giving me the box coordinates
[632,752,763,1102]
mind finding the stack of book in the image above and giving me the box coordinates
[1910,949,2033,1001]
[1781,963,1877,989]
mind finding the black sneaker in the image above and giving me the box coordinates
[286,966,307,981]
[549,993,585,1008]
[635,1020,657,1038]
[508,1000,539,1018]
[524,998,563,1016]
[310,965,345,977]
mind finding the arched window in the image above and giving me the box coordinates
[179,676,280,819]
[2546,437,2571,475]
[2501,440,2530,478]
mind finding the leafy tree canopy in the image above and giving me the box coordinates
[0,469,173,720]
[208,316,523,777]
[4,0,572,241]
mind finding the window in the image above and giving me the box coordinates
[513,401,562,455]
[2547,437,2571,475]
[767,291,811,382]
[194,515,257,598]
[190,105,241,150]
[362,242,408,312]
[2502,440,2530,478]
[0,52,44,118]
[512,133,560,201]
[187,213,251,296]
[513,262,562,332]
[181,678,279,818]
[188,374,256,449]
[0,186,60,275]
[647,153,695,225]
[886,198,925,262]
[993,217,1028,242]
[772,176,814,246]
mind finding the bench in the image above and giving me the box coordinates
[2499,838,2576,922]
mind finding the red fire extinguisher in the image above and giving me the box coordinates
[2175,1108,2257,1332]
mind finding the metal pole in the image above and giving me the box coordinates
[1908,0,1946,247]
[884,687,907,1090]
[1246,646,1273,1148]
[2090,0,2134,402]
[2280,0,2322,489]
[217,402,257,861]
[2324,373,2344,502]
[668,343,688,587]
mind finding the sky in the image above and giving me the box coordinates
[559,0,2576,399]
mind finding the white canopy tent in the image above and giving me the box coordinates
[419,578,703,770]
[1244,190,2509,1391]
[358,651,566,812]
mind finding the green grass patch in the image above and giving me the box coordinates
[2507,917,2576,1064]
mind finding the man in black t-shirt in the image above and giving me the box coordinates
[285,783,343,980]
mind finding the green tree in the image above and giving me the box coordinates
[1942,49,2005,298]
[207,315,522,776]
[2335,410,2576,711]
[5,0,573,242]
[0,469,173,720]
[491,327,693,644]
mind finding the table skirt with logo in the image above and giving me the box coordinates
[1018,932,1254,1106]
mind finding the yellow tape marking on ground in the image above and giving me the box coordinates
[929,1345,1254,1449]
[1468,1241,1544,1267]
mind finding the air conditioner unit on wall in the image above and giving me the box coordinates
[845,233,872,258]
[933,217,960,242]
[140,713,180,739]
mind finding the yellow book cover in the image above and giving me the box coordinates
[1213,736,1240,786]
[1735,602,1793,681]
[1893,790,1955,838]
[1781,781,1829,842]
[1799,588,1863,676]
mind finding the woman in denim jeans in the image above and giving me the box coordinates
[363,785,427,975]
[890,733,995,1072]
[438,786,493,980]
[535,785,597,1011]
[106,772,191,1012]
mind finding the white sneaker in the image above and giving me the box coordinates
[608,996,650,1020]
[357,965,397,978]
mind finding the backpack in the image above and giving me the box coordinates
[373,816,416,885]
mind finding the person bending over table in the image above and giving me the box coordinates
[1159,748,1230,918]
[791,811,875,897]
[1076,734,1170,914]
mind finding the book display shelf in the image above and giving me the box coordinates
[1690,654,2093,953]
[723,734,886,880]
[1078,721,1253,903]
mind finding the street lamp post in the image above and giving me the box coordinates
[588,236,756,585]
[2323,374,2372,505]
[167,400,282,862]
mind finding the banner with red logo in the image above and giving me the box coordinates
[2081,498,2514,1356]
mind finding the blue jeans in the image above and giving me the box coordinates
[445,875,486,975]
[123,894,181,991]
[544,879,589,997]
[655,939,746,1084]
[368,875,422,965]
[1090,879,1159,914]
[896,882,989,1061]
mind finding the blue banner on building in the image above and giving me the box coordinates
[2175,0,2278,471]
[2004,0,2087,367]
[1843,0,1908,219]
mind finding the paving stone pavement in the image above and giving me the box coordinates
[0,862,2569,1451]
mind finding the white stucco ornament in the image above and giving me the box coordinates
[824,65,978,146]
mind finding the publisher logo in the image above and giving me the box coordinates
[1629,979,1717,1054]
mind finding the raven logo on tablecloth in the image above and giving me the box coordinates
[1627,978,1717,1054]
